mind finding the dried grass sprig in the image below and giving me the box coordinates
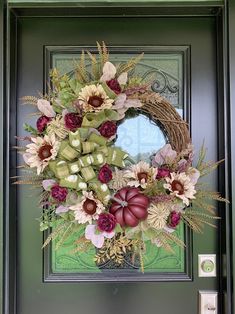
[12,146,26,151]
[20,96,38,106]
[12,179,42,186]
[192,198,216,214]
[55,222,74,250]
[196,189,229,204]
[181,215,204,233]
[116,53,144,75]
[163,230,186,249]
[71,237,92,254]
[199,160,224,177]
[42,222,66,249]
[96,41,109,70]
[182,210,220,233]
[156,233,175,253]
[75,50,88,83]
[94,233,141,265]
[196,143,225,176]
[86,50,100,80]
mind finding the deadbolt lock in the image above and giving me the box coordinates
[198,254,216,277]
[201,259,215,273]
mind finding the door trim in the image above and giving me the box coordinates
[0,1,5,314]
[0,1,234,313]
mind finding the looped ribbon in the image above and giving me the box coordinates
[48,127,128,203]
[82,109,119,128]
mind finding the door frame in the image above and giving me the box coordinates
[0,1,235,313]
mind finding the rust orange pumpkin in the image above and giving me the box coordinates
[109,187,149,227]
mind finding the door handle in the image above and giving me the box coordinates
[199,291,218,314]
[207,305,216,311]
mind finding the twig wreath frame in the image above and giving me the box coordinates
[140,91,190,152]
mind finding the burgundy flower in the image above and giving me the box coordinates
[98,164,113,183]
[106,79,121,94]
[99,121,117,139]
[51,185,68,202]
[168,211,181,228]
[36,115,51,133]
[64,113,82,131]
[97,213,116,233]
[156,167,171,180]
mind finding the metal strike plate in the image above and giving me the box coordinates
[198,254,216,277]
[199,291,218,314]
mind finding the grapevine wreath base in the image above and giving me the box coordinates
[15,42,227,271]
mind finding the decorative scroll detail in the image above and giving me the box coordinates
[52,222,184,273]
[53,54,182,108]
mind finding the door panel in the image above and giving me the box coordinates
[17,17,218,314]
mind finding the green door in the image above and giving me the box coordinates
[16,16,220,314]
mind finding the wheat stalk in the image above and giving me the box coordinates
[20,96,38,106]
[55,222,74,250]
[42,222,66,248]
[116,53,144,75]
[86,50,100,79]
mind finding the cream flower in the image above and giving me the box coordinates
[100,62,117,82]
[147,202,170,230]
[100,61,128,85]
[47,115,68,139]
[37,99,56,118]
[153,144,177,166]
[187,167,200,185]
[78,84,114,112]
[124,161,157,189]
[69,191,105,224]
[23,134,60,175]
[108,167,129,191]
[164,172,197,206]
[113,93,142,120]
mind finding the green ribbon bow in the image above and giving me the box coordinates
[48,127,128,203]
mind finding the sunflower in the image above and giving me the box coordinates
[124,161,157,189]
[164,172,196,206]
[78,84,114,112]
[23,134,60,175]
[147,202,170,230]
[69,191,105,224]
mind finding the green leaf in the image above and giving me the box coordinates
[58,212,75,221]
[23,123,38,135]
[115,224,123,233]
[125,225,141,239]
[101,82,117,99]
[40,222,49,231]
[69,79,83,95]
[142,228,158,241]
[52,102,63,114]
